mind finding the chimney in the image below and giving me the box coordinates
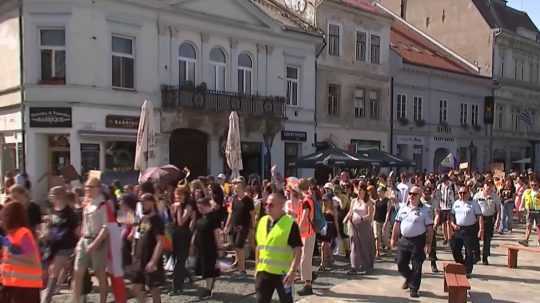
[401,0,408,19]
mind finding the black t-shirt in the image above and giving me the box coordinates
[49,206,79,251]
[500,186,515,203]
[231,196,254,228]
[27,202,42,231]
[256,215,303,249]
[136,214,165,269]
[374,198,389,223]
[195,210,221,255]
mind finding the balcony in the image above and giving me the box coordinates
[161,83,286,119]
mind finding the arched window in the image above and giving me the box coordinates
[237,53,252,94]
[179,42,196,85]
[210,47,226,90]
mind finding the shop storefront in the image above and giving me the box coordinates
[282,130,307,178]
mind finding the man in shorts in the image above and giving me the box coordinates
[519,179,540,247]
[72,178,109,303]
[436,175,456,245]
[225,176,254,278]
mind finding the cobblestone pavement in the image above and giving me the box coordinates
[51,225,539,302]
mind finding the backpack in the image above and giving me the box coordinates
[311,196,328,236]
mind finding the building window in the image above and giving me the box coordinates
[354,89,365,118]
[413,96,423,121]
[370,34,381,64]
[328,23,341,56]
[356,31,367,62]
[178,42,196,86]
[496,104,504,129]
[426,17,431,28]
[511,108,520,131]
[439,100,447,123]
[237,53,252,94]
[112,35,135,89]
[284,143,300,177]
[286,66,299,106]
[351,139,380,152]
[471,104,479,126]
[209,47,226,91]
[460,103,468,125]
[397,94,406,119]
[105,142,136,171]
[328,84,340,116]
[369,90,379,119]
[40,29,66,83]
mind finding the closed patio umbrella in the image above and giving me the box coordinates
[134,100,156,181]
[226,111,243,178]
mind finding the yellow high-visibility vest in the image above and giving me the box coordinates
[256,215,294,275]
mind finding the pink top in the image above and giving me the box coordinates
[352,198,368,224]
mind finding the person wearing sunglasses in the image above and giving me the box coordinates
[255,193,302,303]
[450,186,483,278]
[472,180,501,265]
[391,186,433,298]
[519,178,540,247]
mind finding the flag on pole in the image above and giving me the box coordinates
[440,153,456,168]
[519,109,534,128]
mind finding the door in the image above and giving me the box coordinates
[170,129,208,178]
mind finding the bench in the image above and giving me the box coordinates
[504,244,540,268]
[443,263,471,303]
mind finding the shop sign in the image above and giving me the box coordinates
[30,107,72,128]
[396,135,425,145]
[106,115,140,129]
[281,130,307,142]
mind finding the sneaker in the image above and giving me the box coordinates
[198,289,212,299]
[297,286,313,296]
[401,281,409,290]
[482,259,489,266]
[410,290,419,298]
[519,240,529,247]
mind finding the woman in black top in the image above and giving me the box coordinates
[319,193,339,271]
[499,178,516,234]
[169,184,195,296]
[372,187,392,257]
[194,197,223,299]
[42,186,80,303]
[10,184,42,235]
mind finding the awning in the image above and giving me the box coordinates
[512,158,531,164]
[356,149,415,167]
[296,146,374,168]
[78,130,137,140]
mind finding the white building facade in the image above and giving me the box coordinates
[0,0,322,201]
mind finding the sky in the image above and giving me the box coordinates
[507,0,540,28]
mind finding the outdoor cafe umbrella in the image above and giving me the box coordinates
[226,111,243,179]
[140,165,184,186]
[356,149,415,168]
[295,146,372,168]
[134,100,156,181]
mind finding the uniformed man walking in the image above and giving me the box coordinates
[450,186,484,278]
[255,193,303,303]
[391,186,433,298]
[473,179,500,265]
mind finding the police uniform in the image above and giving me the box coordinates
[395,204,433,293]
[450,199,482,275]
[473,191,500,263]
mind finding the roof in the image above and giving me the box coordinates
[250,0,322,35]
[377,3,481,76]
[472,0,539,33]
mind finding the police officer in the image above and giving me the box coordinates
[473,179,500,265]
[450,186,484,278]
[255,193,303,303]
[391,186,433,298]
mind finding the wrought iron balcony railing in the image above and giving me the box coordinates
[161,83,286,119]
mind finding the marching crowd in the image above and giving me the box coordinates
[0,167,539,302]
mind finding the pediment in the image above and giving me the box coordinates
[171,0,274,29]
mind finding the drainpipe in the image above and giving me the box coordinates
[390,77,394,154]
[19,0,25,172]
[314,35,327,147]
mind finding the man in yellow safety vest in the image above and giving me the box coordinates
[255,192,302,303]
[519,178,540,247]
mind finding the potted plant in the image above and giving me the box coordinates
[415,119,426,127]
[398,117,409,126]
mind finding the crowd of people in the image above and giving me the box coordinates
[0,166,538,302]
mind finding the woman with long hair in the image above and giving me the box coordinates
[344,184,375,275]
[169,184,194,296]
[10,185,42,236]
[319,193,339,271]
